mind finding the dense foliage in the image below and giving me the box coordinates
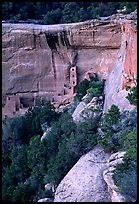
[2,77,103,201]
[113,126,137,201]
[126,81,137,106]
[2,73,137,201]
[2,102,60,201]
[97,104,137,201]
[2,2,137,24]
[75,75,105,102]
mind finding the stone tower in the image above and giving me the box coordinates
[4,94,20,117]
[70,66,77,94]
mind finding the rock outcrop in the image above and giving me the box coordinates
[103,11,137,112]
[2,11,137,117]
[38,198,54,202]
[2,18,121,117]
[54,145,111,202]
[103,151,126,202]
[72,95,103,122]
[54,145,126,202]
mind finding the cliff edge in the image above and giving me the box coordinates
[2,11,137,117]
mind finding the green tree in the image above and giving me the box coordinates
[46,113,76,159]
[87,80,103,98]
[47,139,78,185]
[11,182,33,202]
[43,11,55,25]
[113,126,137,201]
[2,167,15,201]
[98,104,121,152]
[27,135,47,171]
[76,79,90,101]
[39,101,59,126]
[89,6,99,19]
[126,83,137,106]
[103,104,120,126]
[10,144,30,183]
[120,2,137,14]
[62,2,79,23]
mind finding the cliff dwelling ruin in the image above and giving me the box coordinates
[3,66,78,117]
[2,11,137,117]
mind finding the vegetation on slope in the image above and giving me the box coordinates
[97,82,137,201]
[2,2,137,24]
[2,78,137,201]
[75,75,105,102]
[2,76,103,201]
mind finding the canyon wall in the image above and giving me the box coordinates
[2,19,121,116]
[2,11,137,117]
[103,14,137,112]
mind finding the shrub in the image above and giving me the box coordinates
[112,124,137,201]
[47,113,99,185]
[76,79,90,101]
[97,105,121,152]
[113,169,137,202]
[126,84,137,106]
[75,75,105,102]
[39,101,60,125]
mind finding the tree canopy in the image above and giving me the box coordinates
[2,2,137,24]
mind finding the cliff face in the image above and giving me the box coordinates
[2,11,137,117]
[103,17,137,112]
[2,20,121,116]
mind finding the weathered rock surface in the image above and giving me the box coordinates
[103,15,137,112]
[54,145,126,202]
[2,11,137,117]
[103,151,126,202]
[45,183,55,193]
[41,127,52,141]
[72,95,103,122]
[2,18,121,116]
[38,197,54,202]
[54,145,111,202]
[72,101,87,122]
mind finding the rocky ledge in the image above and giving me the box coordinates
[54,145,126,202]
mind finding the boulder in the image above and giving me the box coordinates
[54,145,111,202]
[54,146,128,202]
[38,198,54,202]
[41,127,52,141]
[45,183,55,193]
[72,95,103,122]
[72,101,87,122]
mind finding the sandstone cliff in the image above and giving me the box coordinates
[2,11,137,117]
[103,12,137,112]
[2,18,121,116]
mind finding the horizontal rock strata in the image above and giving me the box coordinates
[2,11,137,117]
[2,19,121,116]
